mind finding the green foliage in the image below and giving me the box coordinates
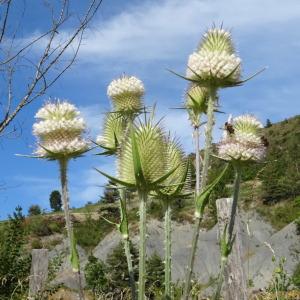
[106,241,139,291]
[146,252,164,299]
[27,215,64,237]
[267,256,292,293]
[49,190,62,212]
[0,206,31,299]
[84,255,108,296]
[260,116,300,203]
[292,262,300,288]
[28,204,42,216]
[73,210,116,251]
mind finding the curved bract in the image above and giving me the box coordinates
[96,112,127,155]
[33,100,89,160]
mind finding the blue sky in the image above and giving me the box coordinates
[0,0,300,218]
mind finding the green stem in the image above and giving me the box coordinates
[59,158,84,300]
[138,190,147,300]
[183,87,216,300]
[120,189,137,300]
[228,164,242,242]
[194,126,201,195]
[164,201,172,299]
[214,257,226,300]
[200,88,216,191]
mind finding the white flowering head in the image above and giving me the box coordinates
[185,85,208,127]
[107,75,145,114]
[33,100,89,159]
[186,27,242,87]
[96,112,127,155]
[217,114,266,163]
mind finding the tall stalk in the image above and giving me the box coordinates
[138,190,147,300]
[214,164,242,300]
[183,87,216,300]
[120,189,137,300]
[228,164,241,241]
[164,201,172,299]
[59,158,84,300]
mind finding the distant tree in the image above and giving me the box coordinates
[265,119,272,128]
[49,190,62,212]
[28,204,41,216]
[100,181,119,204]
[0,206,31,299]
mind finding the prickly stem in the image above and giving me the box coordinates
[164,201,172,299]
[183,87,216,300]
[138,190,147,300]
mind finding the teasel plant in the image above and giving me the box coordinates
[97,117,180,300]
[19,100,90,300]
[213,114,267,299]
[95,75,146,300]
[151,138,191,299]
[168,26,264,299]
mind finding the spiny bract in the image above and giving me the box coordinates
[117,122,167,188]
[157,139,190,197]
[96,112,127,154]
[107,75,145,114]
[217,114,266,162]
[33,100,89,159]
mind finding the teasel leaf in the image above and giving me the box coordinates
[94,168,136,189]
[195,164,229,217]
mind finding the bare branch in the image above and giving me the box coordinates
[0,0,103,136]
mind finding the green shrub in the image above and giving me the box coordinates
[28,216,52,236]
[85,256,108,296]
[31,238,43,249]
[292,262,300,288]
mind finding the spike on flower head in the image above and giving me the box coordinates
[33,100,89,159]
[118,121,167,187]
[96,112,127,155]
[199,28,235,55]
[107,75,145,114]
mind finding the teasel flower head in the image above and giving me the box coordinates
[186,27,242,88]
[96,112,127,155]
[107,75,145,115]
[185,84,208,127]
[33,100,89,160]
[155,138,191,198]
[217,114,266,162]
[117,121,168,190]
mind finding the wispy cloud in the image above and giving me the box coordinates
[78,0,300,62]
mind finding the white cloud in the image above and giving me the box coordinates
[78,0,300,62]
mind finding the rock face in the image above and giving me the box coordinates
[51,210,300,292]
